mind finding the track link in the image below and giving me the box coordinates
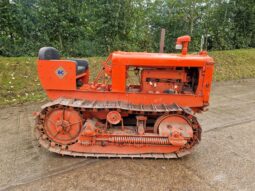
[35,98,201,159]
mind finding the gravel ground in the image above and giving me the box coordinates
[0,79,255,191]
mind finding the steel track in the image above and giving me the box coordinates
[35,98,201,159]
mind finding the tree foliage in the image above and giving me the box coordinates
[0,0,254,56]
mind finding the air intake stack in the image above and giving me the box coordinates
[176,35,191,55]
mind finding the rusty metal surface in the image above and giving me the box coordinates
[36,133,179,159]
[35,99,200,159]
[159,28,166,53]
[42,98,183,112]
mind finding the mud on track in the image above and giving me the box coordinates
[1,79,255,191]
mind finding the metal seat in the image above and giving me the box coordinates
[38,47,89,75]
[38,47,60,60]
[68,59,89,75]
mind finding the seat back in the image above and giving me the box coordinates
[38,47,60,60]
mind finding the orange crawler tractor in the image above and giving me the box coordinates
[35,36,214,159]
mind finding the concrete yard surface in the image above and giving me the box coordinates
[0,79,255,191]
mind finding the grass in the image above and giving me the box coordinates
[0,48,254,106]
[0,57,44,105]
[0,57,105,105]
[209,49,255,81]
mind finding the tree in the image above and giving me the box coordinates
[0,0,254,56]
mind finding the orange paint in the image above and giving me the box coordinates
[36,35,214,158]
[38,48,214,111]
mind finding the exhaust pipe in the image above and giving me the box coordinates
[176,35,191,55]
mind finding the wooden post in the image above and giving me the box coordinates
[159,28,165,53]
